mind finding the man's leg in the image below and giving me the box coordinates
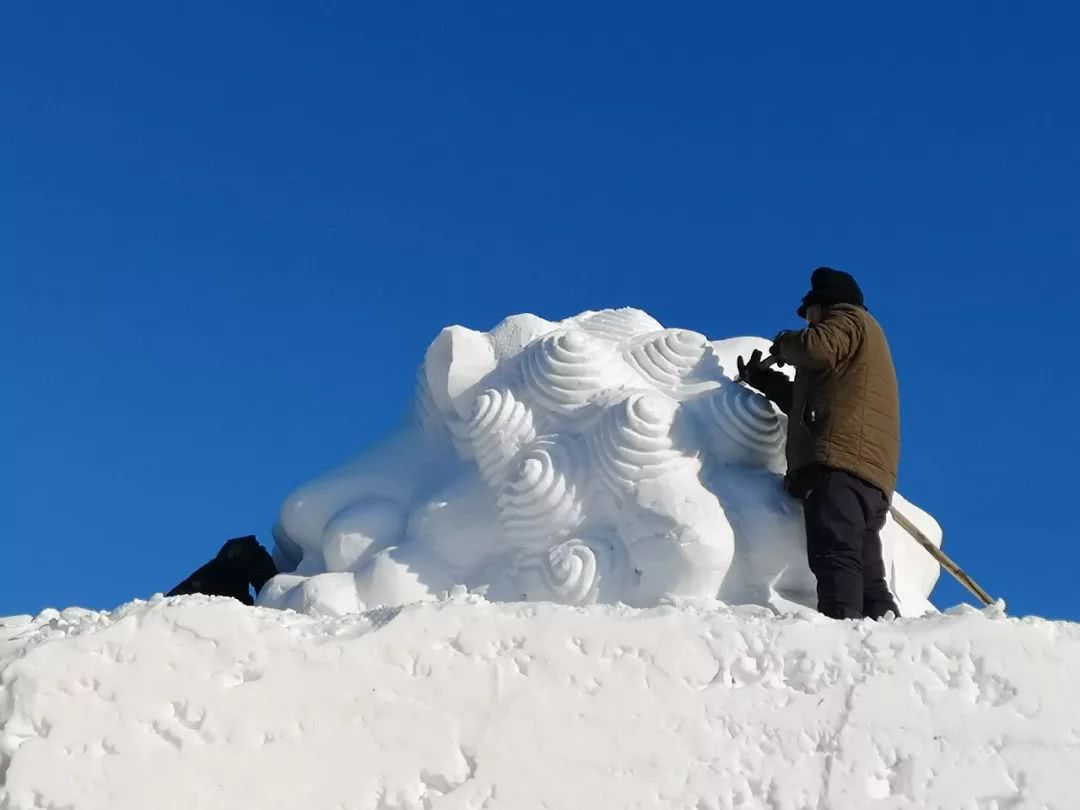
[803,469,865,619]
[858,487,901,619]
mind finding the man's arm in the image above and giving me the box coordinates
[774,311,861,370]
[754,368,794,415]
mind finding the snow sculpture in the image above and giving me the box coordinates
[261,309,943,617]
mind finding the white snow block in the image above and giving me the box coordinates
[267,308,942,617]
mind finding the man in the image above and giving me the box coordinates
[736,267,901,620]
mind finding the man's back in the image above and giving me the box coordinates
[782,304,900,496]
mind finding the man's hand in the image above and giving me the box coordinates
[737,348,794,414]
[770,330,794,367]
[736,349,770,387]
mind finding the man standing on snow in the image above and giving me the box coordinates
[736,267,901,620]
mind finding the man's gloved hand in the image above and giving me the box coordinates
[770,330,794,367]
[736,349,770,388]
[737,346,795,415]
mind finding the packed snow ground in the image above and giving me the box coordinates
[3,596,1078,810]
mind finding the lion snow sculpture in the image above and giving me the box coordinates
[260,309,942,617]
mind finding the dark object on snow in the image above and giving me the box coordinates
[802,467,900,620]
[167,535,278,605]
[796,266,864,318]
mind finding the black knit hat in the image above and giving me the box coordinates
[797,267,865,318]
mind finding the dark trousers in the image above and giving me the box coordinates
[802,468,900,620]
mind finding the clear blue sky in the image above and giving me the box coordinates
[3,3,1077,620]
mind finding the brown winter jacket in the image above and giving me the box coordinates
[773,304,900,497]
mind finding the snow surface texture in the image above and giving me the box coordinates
[265,308,941,617]
[2,597,1077,810]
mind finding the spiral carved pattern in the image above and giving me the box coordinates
[519,329,630,417]
[540,536,626,605]
[496,438,584,546]
[414,367,481,458]
[703,383,785,459]
[625,329,716,391]
[463,389,537,488]
[442,409,480,461]
[579,308,665,343]
[590,392,693,492]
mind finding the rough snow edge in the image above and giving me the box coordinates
[1,597,1079,810]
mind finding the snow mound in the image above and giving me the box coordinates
[267,308,942,617]
[3,598,1078,809]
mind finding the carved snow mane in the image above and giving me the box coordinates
[264,308,943,618]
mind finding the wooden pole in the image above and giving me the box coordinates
[888,506,995,607]
[755,355,997,607]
